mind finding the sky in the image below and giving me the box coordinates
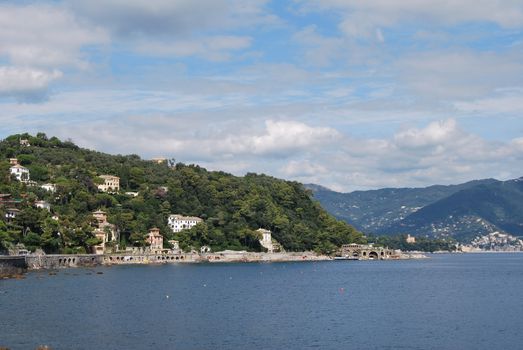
[1,0,522,192]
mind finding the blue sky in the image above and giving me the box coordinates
[1,0,522,191]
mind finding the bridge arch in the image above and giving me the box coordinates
[368,251,379,259]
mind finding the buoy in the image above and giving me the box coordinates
[166,295,169,299]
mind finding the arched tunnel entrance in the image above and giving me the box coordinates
[368,251,379,260]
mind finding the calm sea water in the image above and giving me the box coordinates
[1,253,523,350]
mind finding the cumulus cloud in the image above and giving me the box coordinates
[0,66,63,102]
[0,3,107,102]
[394,119,459,148]
[0,3,107,68]
[34,114,521,191]
[246,120,340,155]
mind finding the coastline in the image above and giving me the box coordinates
[1,250,429,278]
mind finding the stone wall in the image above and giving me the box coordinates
[12,250,336,273]
[101,253,199,265]
[0,256,27,277]
[25,254,104,270]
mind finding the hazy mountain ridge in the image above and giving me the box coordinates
[306,177,523,242]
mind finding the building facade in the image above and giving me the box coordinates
[257,228,274,253]
[9,163,30,182]
[147,228,164,252]
[40,183,56,192]
[339,244,398,260]
[92,209,117,254]
[35,200,51,211]
[97,175,120,193]
[406,234,416,244]
[168,214,203,233]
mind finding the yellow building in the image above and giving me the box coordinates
[97,175,120,193]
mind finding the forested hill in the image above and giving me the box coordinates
[307,178,523,242]
[0,133,364,254]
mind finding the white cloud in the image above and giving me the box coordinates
[0,4,107,68]
[282,160,328,177]
[397,51,523,100]
[0,66,62,101]
[69,0,276,38]
[454,89,523,114]
[299,0,523,38]
[394,119,459,148]
[292,25,344,66]
[247,120,340,155]
[135,35,252,61]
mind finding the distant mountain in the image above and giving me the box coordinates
[306,177,523,242]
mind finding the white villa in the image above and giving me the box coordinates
[257,228,274,253]
[9,159,30,182]
[35,200,51,211]
[4,208,20,221]
[168,214,203,233]
[40,183,56,192]
[97,175,120,193]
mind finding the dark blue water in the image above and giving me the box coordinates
[1,254,523,350]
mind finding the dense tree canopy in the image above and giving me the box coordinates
[0,133,365,254]
[367,234,456,252]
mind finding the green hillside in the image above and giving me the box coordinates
[307,177,523,242]
[306,180,496,233]
[0,133,364,254]
[392,178,523,241]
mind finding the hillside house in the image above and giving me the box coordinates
[35,200,51,211]
[9,163,30,182]
[92,209,117,254]
[168,214,203,233]
[146,228,163,252]
[40,183,56,192]
[97,175,120,193]
[5,208,20,222]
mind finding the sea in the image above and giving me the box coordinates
[1,253,523,350]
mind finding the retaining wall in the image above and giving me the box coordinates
[0,256,27,277]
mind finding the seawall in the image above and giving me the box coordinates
[22,251,330,270]
[0,256,27,278]
[25,254,104,270]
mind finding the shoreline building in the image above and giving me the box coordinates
[92,210,117,254]
[146,228,164,253]
[97,175,120,193]
[168,214,203,233]
[257,228,274,253]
